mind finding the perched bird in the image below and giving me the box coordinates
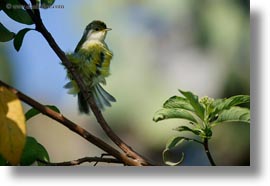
[64,20,116,114]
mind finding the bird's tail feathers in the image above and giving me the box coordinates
[78,84,116,114]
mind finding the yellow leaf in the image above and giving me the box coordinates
[0,86,26,165]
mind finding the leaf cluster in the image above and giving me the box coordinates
[153,90,250,165]
[0,0,55,50]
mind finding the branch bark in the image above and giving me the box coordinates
[16,0,153,166]
[38,157,122,166]
[0,80,142,166]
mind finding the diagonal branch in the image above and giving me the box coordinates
[0,80,142,166]
[17,0,152,166]
[38,157,122,166]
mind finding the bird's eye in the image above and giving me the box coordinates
[95,28,99,31]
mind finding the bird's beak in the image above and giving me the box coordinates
[104,28,112,31]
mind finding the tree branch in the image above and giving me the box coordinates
[17,0,152,165]
[29,0,41,18]
[203,138,216,166]
[38,157,122,166]
[0,80,143,166]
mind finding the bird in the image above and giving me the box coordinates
[64,20,116,114]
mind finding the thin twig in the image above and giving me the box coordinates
[17,0,152,166]
[38,157,122,166]
[0,80,141,166]
[93,153,110,166]
[203,138,216,166]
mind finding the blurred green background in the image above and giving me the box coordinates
[0,0,250,166]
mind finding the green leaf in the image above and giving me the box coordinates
[40,0,55,9]
[212,95,250,115]
[163,96,195,112]
[0,23,15,42]
[0,154,7,166]
[165,136,186,149]
[25,105,60,121]
[13,28,33,51]
[179,90,205,120]
[163,150,184,166]
[20,136,50,165]
[3,0,34,25]
[36,143,50,166]
[153,108,198,123]
[25,108,40,121]
[174,126,201,135]
[214,107,250,124]
[163,136,186,166]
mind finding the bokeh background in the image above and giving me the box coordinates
[0,0,250,166]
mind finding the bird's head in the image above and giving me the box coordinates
[84,20,111,42]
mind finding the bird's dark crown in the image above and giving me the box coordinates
[85,20,107,32]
